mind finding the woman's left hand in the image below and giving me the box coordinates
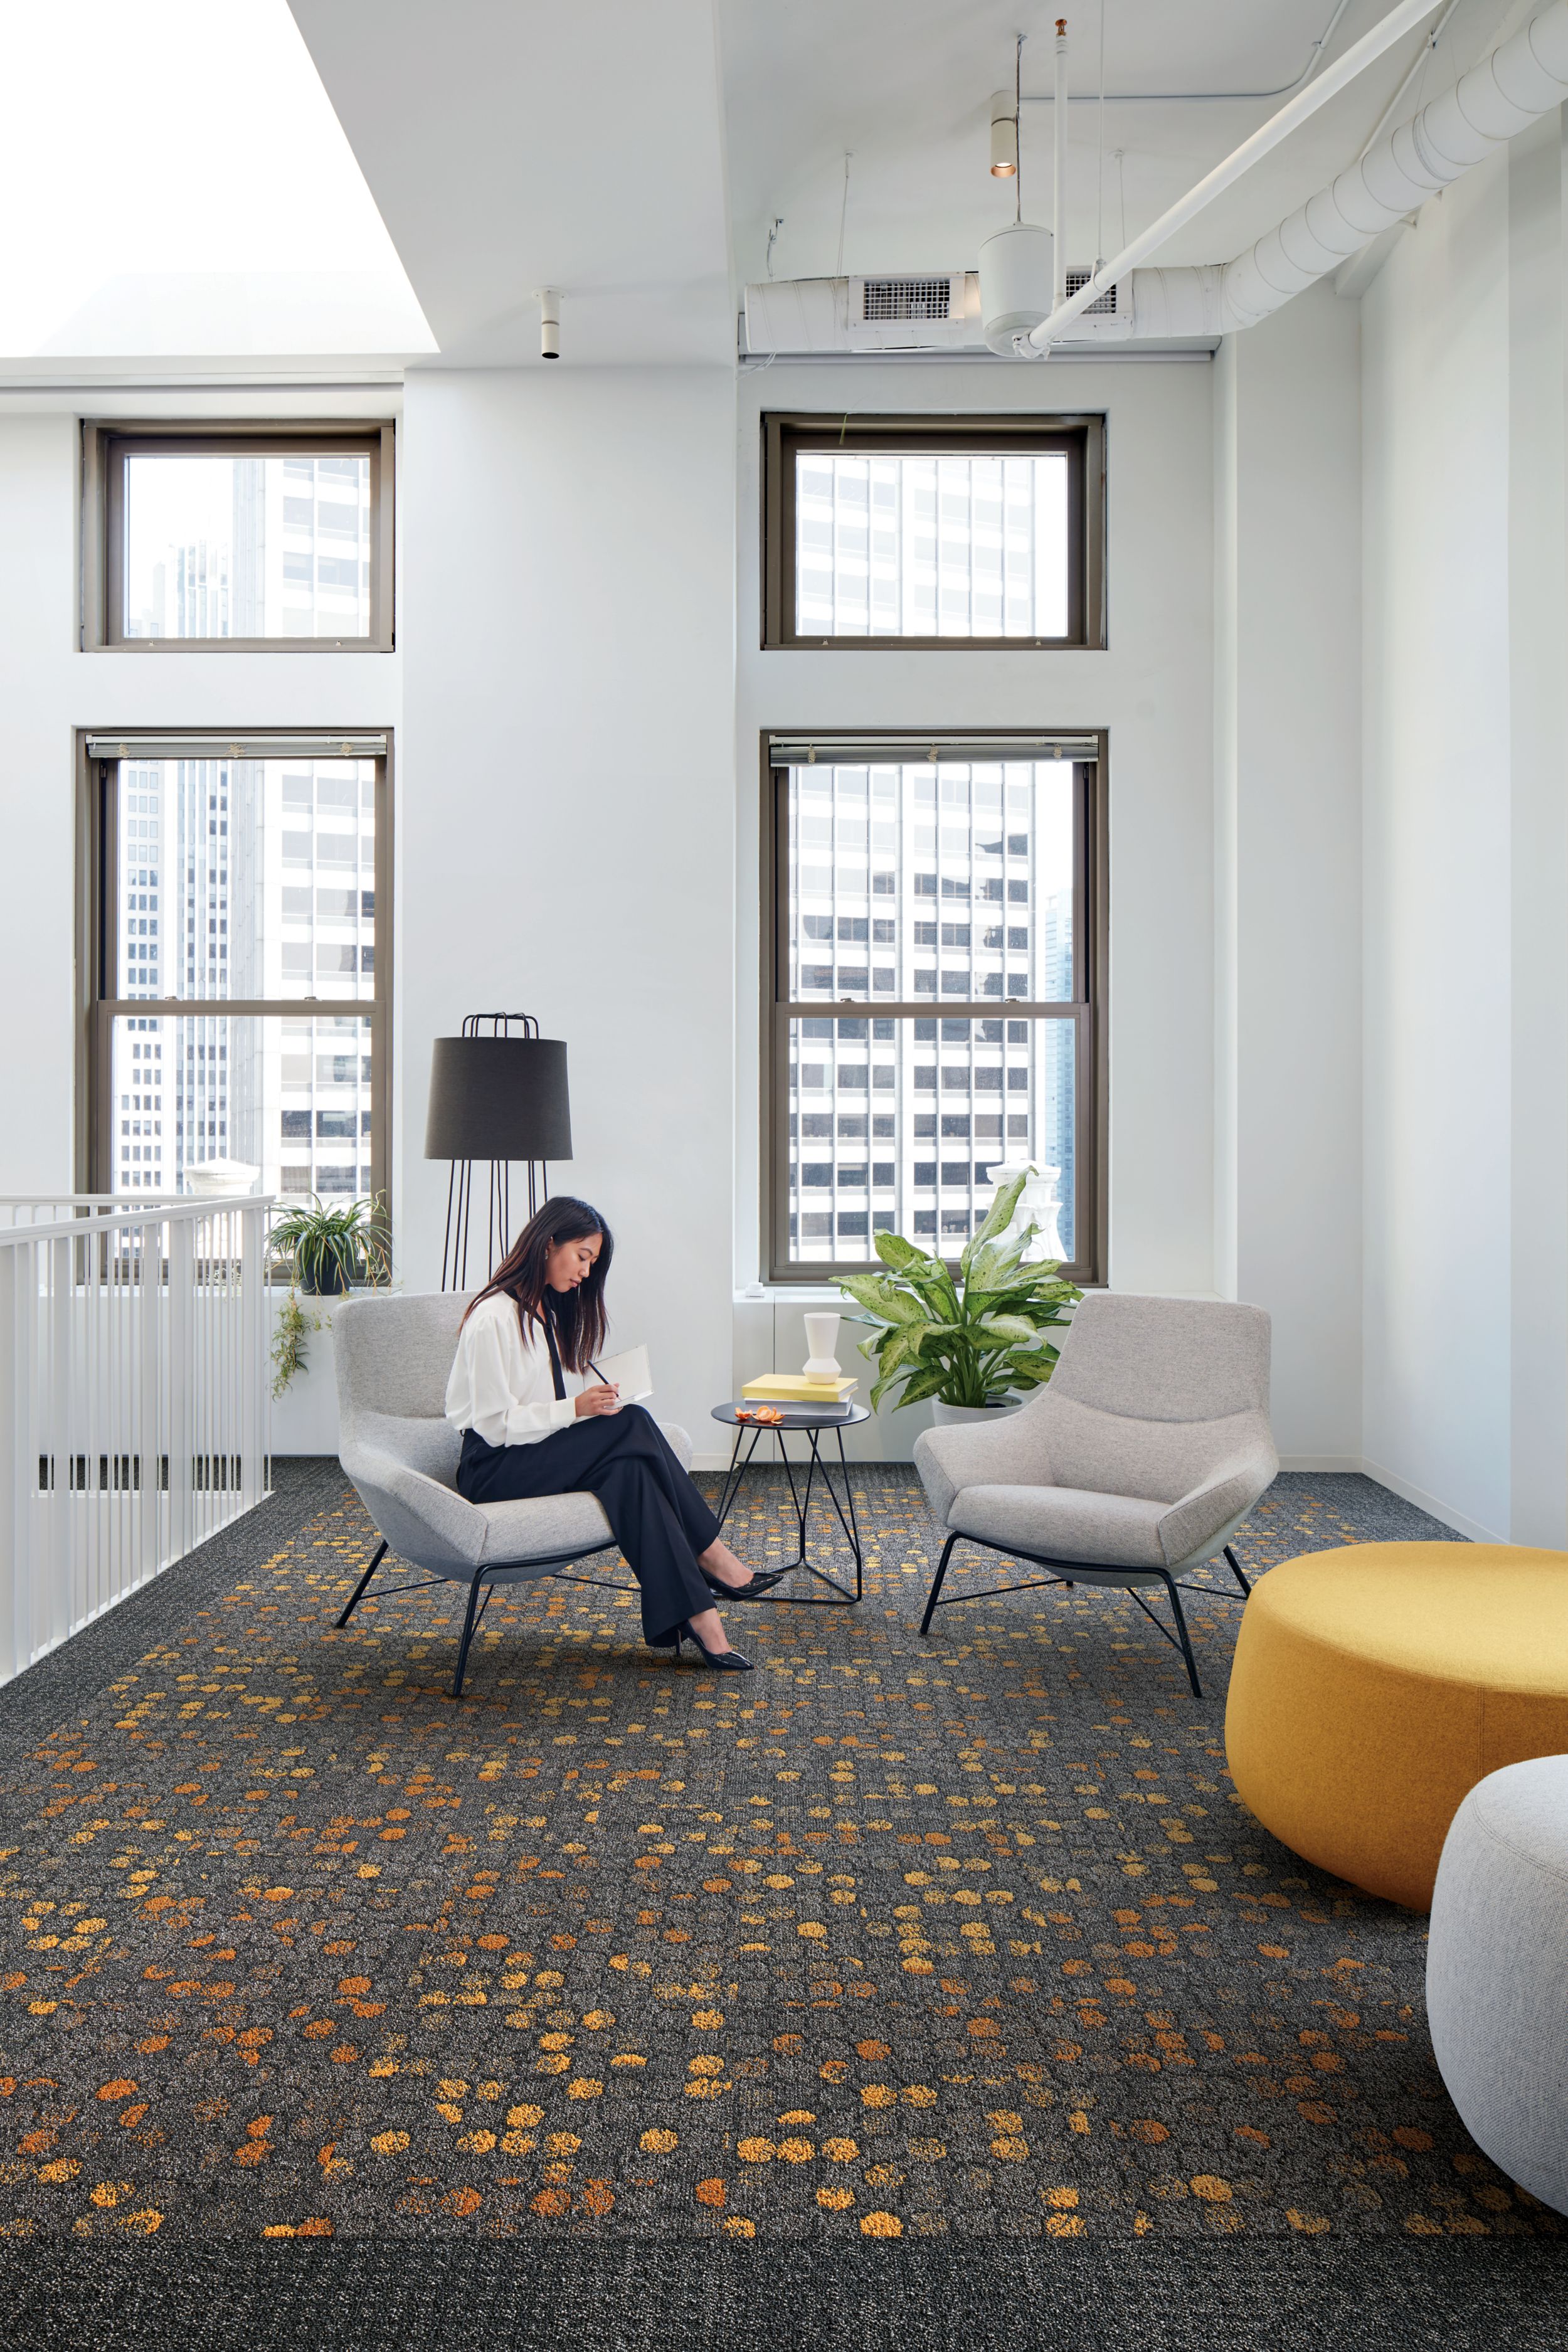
[575,1382,622,1418]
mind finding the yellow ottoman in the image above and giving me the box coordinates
[1224,1543,1568,1910]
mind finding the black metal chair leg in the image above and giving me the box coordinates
[1224,1543,1252,1597]
[920,1532,961,1636]
[450,1569,488,1700]
[1161,1573,1203,1698]
[336,1538,388,1629]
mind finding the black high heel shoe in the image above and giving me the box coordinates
[673,1623,754,1672]
[700,1564,790,1601]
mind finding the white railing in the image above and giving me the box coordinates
[0,1194,183,1229]
[0,1194,273,1687]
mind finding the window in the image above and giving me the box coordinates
[84,424,394,650]
[762,734,1105,1283]
[762,413,1104,650]
[79,732,391,1213]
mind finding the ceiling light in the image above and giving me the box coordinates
[989,88,1018,176]
[537,287,561,360]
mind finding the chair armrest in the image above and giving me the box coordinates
[1157,1436,1278,1569]
[341,1441,488,1570]
[913,1404,1051,1528]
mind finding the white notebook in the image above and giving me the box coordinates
[594,1343,653,1404]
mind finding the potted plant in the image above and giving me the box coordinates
[268,1193,391,1398]
[269,1192,391,1296]
[839,1173,1081,1421]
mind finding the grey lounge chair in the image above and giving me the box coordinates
[912,1293,1278,1697]
[332,1291,694,1697]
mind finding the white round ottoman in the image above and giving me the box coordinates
[1427,1754,1568,2215]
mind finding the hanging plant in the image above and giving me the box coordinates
[270,1288,323,1400]
[267,1194,391,1396]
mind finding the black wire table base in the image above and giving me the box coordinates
[711,1420,865,1606]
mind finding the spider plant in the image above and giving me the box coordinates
[268,1192,391,1297]
[839,1172,1081,1412]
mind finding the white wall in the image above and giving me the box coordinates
[0,393,400,1452]
[1362,119,1568,1543]
[0,347,1375,1473]
[1214,286,1364,1466]
[732,356,1219,1457]
[396,368,738,1465]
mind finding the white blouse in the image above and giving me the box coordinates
[444,1293,586,1449]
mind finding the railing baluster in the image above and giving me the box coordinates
[49,1236,72,1657]
[0,1194,275,1687]
[0,1248,16,1684]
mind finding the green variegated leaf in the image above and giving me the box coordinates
[875,1231,931,1274]
[970,1172,1026,1253]
[979,1314,1042,1344]
[838,1273,903,1319]
[897,1364,951,1406]
[877,1290,935,1327]
[878,1325,931,1379]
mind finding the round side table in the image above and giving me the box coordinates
[709,1402,869,1606]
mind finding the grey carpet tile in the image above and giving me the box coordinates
[1,1458,1559,2346]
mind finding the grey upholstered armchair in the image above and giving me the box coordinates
[332,1291,694,1697]
[911,1293,1278,1697]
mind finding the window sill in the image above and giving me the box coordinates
[734,1285,847,1306]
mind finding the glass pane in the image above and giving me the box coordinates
[115,757,375,1004]
[110,1012,374,1202]
[784,1013,1076,1269]
[122,451,372,640]
[786,759,1074,1005]
[795,452,1067,639]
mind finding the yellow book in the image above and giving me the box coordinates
[742,1372,858,1402]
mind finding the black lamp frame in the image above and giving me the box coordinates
[436,1012,559,1291]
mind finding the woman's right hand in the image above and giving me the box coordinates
[575,1383,621,1418]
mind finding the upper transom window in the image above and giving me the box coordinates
[763,413,1104,651]
[85,423,394,652]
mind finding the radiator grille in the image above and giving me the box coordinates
[861,277,951,323]
[1066,268,1117,317]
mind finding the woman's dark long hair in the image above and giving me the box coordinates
[461,1196,612,1373]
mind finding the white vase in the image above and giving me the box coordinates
[802,1311,843,1379]
[931,1398,1022,1425]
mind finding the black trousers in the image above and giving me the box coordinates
[456,1406,721,1646]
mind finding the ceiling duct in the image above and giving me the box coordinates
[748,2,1568,359]
[1025,0,1568,349]
[744,272,982,352]
[743,267,1131,356]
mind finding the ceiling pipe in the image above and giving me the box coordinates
[1019,0,1359,106]
[1052,19,1069,309]
[1120,0,1568,341]
[1022,0,1445,351]
[1355,0,1466,159]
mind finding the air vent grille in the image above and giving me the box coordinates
[1065,269,1117,316]
[861,277,951,322]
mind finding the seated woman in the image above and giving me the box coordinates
[445,1196,785,1671]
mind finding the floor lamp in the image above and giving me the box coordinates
[424,1013,573,1291]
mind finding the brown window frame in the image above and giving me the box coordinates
[761,411,1106,652]
[76,728,395,1241]
[82,420,395,652]
[760,728,1108,1288]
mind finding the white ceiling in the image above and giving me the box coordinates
[717,0,1508,285]
[0,0,432,364]
[287,0,736,368]
[287,0,1505,369]
[0,0,1511,374]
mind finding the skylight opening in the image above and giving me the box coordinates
[0,0,434,358]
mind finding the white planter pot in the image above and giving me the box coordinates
[931,1399,1022,1426]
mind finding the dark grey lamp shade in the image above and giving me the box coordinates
[423,1036,573,1163]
